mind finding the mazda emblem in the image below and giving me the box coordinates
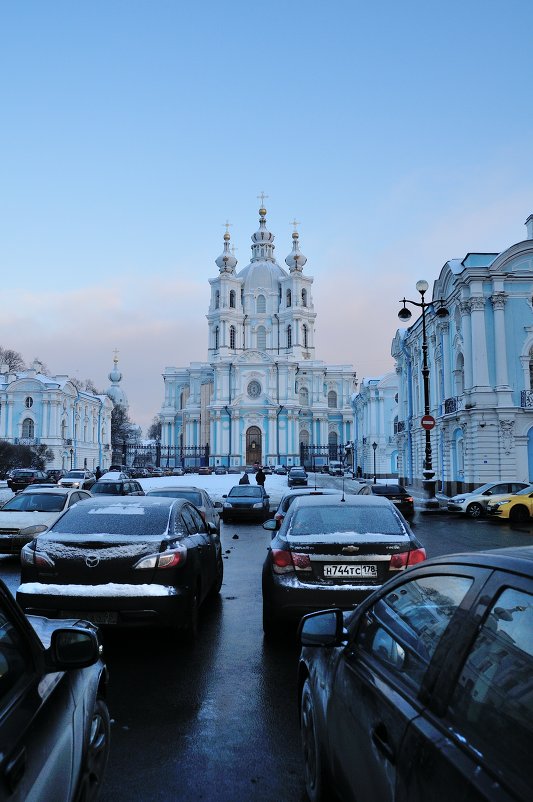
[86,555,100,568]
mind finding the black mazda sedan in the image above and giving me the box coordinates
[262,494,425,636]
[297,546,533,802]
[17,496,223,639]
[221,485,270,522]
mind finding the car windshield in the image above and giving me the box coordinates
[49,502,171,536]
[289,505,403,536]
[372,485,403,495]
[147,490,202,505]
[64,471,84,479]
[2,493,66,512]
[228,486,262,497]
[92,483,124,495]
[290,469,306,475]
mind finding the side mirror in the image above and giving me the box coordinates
[299,609,345,647]
[484,491,492,496]
[206,522,218,535]
[214,501,223,509]
[263,519,277,531]
[48,627,100,670]
[222,494,227,499]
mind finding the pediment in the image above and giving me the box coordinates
[235,350,273,364]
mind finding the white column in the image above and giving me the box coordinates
[440,322,451,399]
[460,301,473,390]
[469,297,489,387]
[491,293,509,387]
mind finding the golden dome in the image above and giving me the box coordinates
[259,207,267,217]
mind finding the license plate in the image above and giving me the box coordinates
[61,610,118,625]
[324,564,378,578]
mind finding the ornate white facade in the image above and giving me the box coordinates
[0,361,113,470]
[159,205,356,467]
[391,214,533,494]
[351,373,399,480]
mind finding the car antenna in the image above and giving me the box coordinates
[341,475,346,502]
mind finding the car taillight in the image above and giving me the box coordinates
[405,496,414,503]
[134,546,187,570]
[390,547,426,571]
[271,549,311,574]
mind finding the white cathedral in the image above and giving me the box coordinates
[158,203,356,468]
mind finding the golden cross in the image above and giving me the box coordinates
[257,192,269,206]
[223,220,232,235]
[291,219,301,231]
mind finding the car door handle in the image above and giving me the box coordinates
[371,724,396,764]
[5,746,26,792]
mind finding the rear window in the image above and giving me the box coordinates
[371,485,403,495]
[49,502,171,536]
[92,483,123,495]
[12,470,35,477]
[228,486,261,497]
[2,493,66,513]
[64,471,84,479]
[147,490,202,505]
[289,505,404,537]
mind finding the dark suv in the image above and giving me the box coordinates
[298,546,533,802]
[7,469,49,492]
[91,478,144,496]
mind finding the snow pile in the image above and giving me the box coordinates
[18,582,174,597]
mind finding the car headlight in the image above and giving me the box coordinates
[492,500,510,508]
[453,497,466,504]
[253,502,264,508]
[19,524,49,537]
[223,502,232,508]
[21,542,55,567]
[72,482,80,488]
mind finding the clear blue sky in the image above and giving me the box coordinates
[1,0,532,430]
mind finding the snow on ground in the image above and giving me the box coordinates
[138,473,292,508]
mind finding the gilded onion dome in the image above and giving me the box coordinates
[285,225,307,272]
[215,225,238,273]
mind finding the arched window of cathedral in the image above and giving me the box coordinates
[180,387,190,409]
[328,430,338,459]
[529,346,533,389]
[215,290,220,309]
[256,294,266,313]
[230,290,236,308]
[286,289,292,307]
[328,390,337,409]
[230,326,236,350]
[215,326,219,351]
[22,418,34,439]
[257,326,266,351]
[454,353,464,396]
[454,305,461,332]
[299,386,309,406]
[61,419,67,439]
[301,288,307,307]
[303,324,308,348]
[300,429,310,446]
[287,325,292,349]
[84,422,88,442]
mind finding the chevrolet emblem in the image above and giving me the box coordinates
[342,545,359,554]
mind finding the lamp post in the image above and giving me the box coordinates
[69,448,74,469]
[398,280,448,509]
[372,441,377,484]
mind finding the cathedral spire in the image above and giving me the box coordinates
[251,194,275,262]
[215,221,237,273]
[285,219,307,272]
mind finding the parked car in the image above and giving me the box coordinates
[262,494,425,636]
[213,466,227,475]
[288,467,308,488]
[274,465,288,475]
[198,466,212,475]
[297,546,533,802]
[145,485,222,534]
[18,495,224,638]
[486,484,533,521]
[262,466,272,475]
[273,488,345,528]
[58,469,96,491]
[370,483,415,519]
[228,467,241,474]
[172,467,185,476]
[7,469,49,493]
[0,576,109,800]
[244,465,257,474]
[0,486,92,555]
[447,481,529,518]
[221,485,270,522]
[91,478,145,496]
[328,461,344,476]
[45,468,67,483]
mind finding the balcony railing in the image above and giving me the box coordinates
[521,390,533,408]
[444,396,464,414]
[15,437,40,446]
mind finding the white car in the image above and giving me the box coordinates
[447,481,529,518]
[0,486,91,554]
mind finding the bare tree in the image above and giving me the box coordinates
[147,417,162,440]
[0,347,25,372]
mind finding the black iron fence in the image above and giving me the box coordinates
[113,443,210,469]
[300,444,346,471]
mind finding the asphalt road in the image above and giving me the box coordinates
[1,481,532,801]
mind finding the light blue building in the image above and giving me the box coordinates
[0,359,113,470]
[392,214,533,494]
[351,374,399,480]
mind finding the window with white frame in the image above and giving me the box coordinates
[286,289,292,308]
[328,390,337,409]
[301,288,307,307]
[299,386,309,406]
[215,326,219,350]
[303,324,308,348]
[230,326,236,350]
[257,326,266,351]
[22,418,34,438]
[230,290,236,309]
[215,290,220,309]
[256,295,266,313]
[287,325,292,349]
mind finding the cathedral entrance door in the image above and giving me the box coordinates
[246,426,262,466]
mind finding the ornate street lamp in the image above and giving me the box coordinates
[398,280,448,509]
[372,441,377,484]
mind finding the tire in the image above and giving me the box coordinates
[262,603,278,640]
[510,505,529,523]
[76,698,111,802]
[466,502,483,519]
[300,679,327,802]
[210,555,224,597]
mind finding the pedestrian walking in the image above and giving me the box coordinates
[95,466,102,480]
[255,467,266,487]
[239,472,250,485]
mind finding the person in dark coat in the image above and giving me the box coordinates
[239,472,250,485]
[95,466,102,480]
[255,467,266,487]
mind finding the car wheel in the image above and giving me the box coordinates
[300,678,327,802]
[210,555,224,597]
[262,602,278,639]
[510,505,529,523]
[77,698,111,802]
[466,502,483,519]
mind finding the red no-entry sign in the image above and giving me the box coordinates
[421,415,436,430]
